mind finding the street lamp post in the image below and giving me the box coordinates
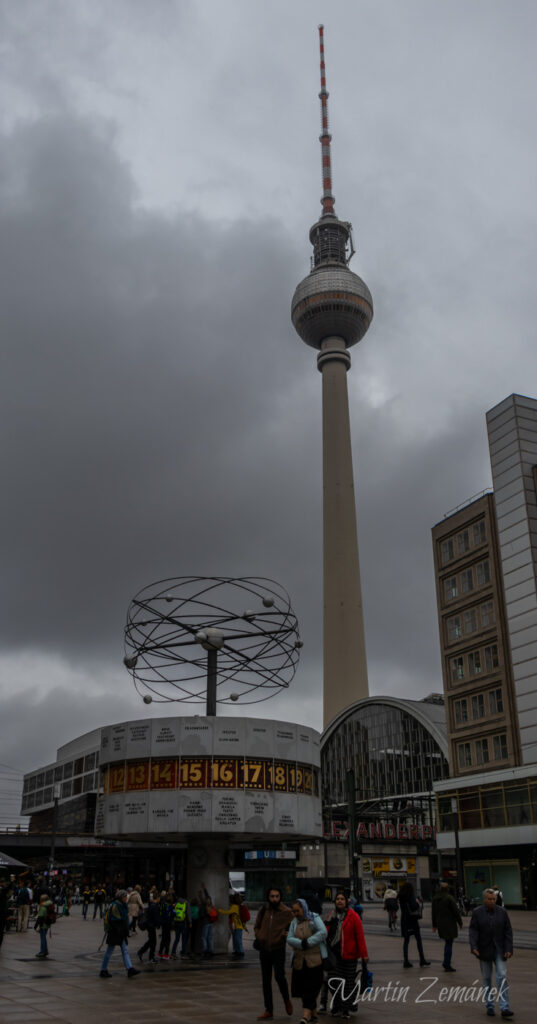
[346,769,360,900]
[48,783,61,880]
[451,796,464,896]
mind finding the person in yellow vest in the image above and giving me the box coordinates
[218,893,245,959]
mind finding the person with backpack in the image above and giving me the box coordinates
[138,891,160,964]
[35,894,55,958]
[218,892,246,959]
[100,889,140,979]
[170,892,190,959]
[16,882,31,932]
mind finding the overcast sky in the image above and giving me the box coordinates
[2,0,537,813]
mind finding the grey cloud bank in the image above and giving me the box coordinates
[2,1,537,791]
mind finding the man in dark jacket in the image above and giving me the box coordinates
[99,890,140,979]
[254,886,294,1020]
[469,888,513,1018]
[432,882,463,972]
[138,891,160,964]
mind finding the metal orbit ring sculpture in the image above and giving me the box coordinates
[124,576,302,707]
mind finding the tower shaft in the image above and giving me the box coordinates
[320,339,368,727]
[291,26,373,730]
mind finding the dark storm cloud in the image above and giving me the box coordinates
[1,112,319,661]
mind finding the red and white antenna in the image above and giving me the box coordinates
[318,24,335,216]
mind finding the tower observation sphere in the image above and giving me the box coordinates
[292,26,372,729]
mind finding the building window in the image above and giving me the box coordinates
[461,569,474,594]
[493,734,508,760]
[477,560,491,586]
[475,737,489,764]
[458,742,472,768]
[445,577,458,601]
[482,788,506,827]
[442,539,455,563]
[485,644,499,673]
[451,656,465,681]
[464,609,478,634]
[481,601,495,628]
[468,651,482,676]
[473,521,487,546]
[472,693,485,719]
[489,688,503,715]
[458,530,470,555]
[448,616,462,642]
[455,698,468,724]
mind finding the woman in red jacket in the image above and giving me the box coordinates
[324,892,369,1019]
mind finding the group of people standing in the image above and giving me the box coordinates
[102,882,225,975]
[254,887,368,1023]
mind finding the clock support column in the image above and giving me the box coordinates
[186,838,236,954]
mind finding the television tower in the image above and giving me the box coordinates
[291,25,373,729]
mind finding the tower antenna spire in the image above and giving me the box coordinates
[318,24,335,216]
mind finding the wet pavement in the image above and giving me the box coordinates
[0,902,534,1023]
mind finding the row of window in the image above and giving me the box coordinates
[454,688,504,726]
[21,771,99,812]
[457,733,508,769]
[447,601,495,642]
[450,642,499,683]
[439,779,537,831]
[443,559,491,603]
[441,521,487,566]
[23,753,99,794]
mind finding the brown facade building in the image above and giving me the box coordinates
[432,492,521,777]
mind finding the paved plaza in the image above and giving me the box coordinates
[0,903,535,1023]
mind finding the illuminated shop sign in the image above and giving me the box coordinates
[325,821,436,841]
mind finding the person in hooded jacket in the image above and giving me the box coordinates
[432,882,463,971]
[287,898,327,1023]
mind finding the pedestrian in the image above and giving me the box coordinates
[170,891,190,959]
[469,887,514,1018]
[16,881,31,932]
[93,884,107,919]
[254,885,294,1021]
[398,881,430,969]
[34,894,53,958]
[158,891,173,958]
[138,890,160,964]
[492,885,504,908]
[127,885,144,934]
[323,891,368,1019]
[287,898,327,1023]
[81,885,91,919]
[189,896,201,956]
[432,881,463,972]
[383,884,399,931]
[0,878,14,950]
[217,892,245,959]
[99,889,140,979]
[199,884,216,957]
